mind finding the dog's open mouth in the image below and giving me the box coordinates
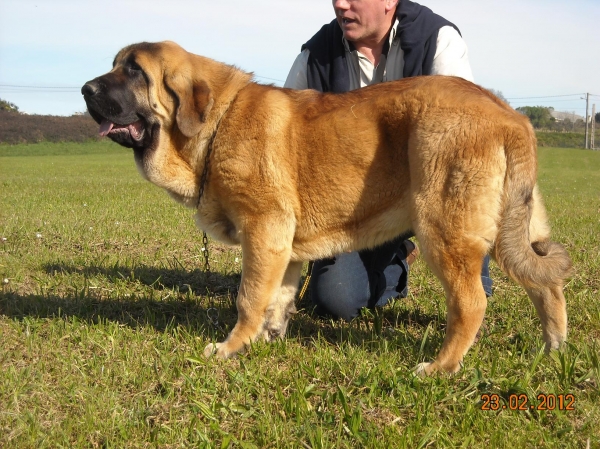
[99,119,145,142]
[87,107,155,150]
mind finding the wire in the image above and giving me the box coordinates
[0,84,81,89]
[0,90,80,94]
[253,75,286,83]
[505,93,584,100]
[510,99,588,104]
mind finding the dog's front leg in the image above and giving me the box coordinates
[204,215,294,359]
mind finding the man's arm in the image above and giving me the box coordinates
[431,26,474,82]
[284,49,310,89]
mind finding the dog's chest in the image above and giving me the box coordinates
[194,202,241,246]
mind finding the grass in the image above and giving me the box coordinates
[1,141,599,448]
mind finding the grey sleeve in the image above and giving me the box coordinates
[284,49,310,90]
[431,26,474,82]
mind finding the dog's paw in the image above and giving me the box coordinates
[414,360,463,376]
[413,362,434,377]
[260,326,285,342]
[203,341,241,359]
[203,342,218,358]
[203,342,226,359]
[544,337,566,354]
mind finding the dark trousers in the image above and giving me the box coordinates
[310,237,493,321]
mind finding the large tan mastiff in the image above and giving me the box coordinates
[82,41,572,374]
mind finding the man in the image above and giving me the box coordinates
[284,0,492,321]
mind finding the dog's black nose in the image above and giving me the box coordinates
[81,81,99,97]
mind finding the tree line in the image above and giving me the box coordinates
[515,105,599,133]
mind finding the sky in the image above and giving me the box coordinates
[1,0,599,117]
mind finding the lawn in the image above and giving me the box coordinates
[1,141,599,448]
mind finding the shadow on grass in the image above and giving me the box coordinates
[0,262,441,355]
[288,294,442,354]
[0,262,242,337]
[43,262,241,296]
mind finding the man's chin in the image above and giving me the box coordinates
[338,20,360,40]
[341,30,362,44]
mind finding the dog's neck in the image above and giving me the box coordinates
[157,59,251,209]
[186,57,252,173]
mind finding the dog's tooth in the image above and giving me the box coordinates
[129,120,144,140]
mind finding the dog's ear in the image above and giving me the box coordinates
[165,74,214,137]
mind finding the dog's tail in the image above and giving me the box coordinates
[492,121,572,288]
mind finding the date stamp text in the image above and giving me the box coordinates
[480,393,575,411]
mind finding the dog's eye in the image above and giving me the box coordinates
[127,61,143,74]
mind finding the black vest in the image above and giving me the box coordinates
[301,0,460,93]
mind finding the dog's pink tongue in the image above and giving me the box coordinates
[99,120,114,137]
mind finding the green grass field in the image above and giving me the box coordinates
[1,141,599,448]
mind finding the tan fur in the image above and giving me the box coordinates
[92,41,572,374]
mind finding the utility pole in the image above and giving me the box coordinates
[584,93,590,149]
[592,104,596,150]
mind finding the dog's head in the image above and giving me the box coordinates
[82,41,251,202]
[82,41,215,158]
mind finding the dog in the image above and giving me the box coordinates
[82,41,572,375]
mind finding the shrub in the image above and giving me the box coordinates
[0,111,100,144]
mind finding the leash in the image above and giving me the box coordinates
[298,261,314,301]
[195,106,233,332]
[196,107,229,272]
[196,127,220,331]
[196,128,213,272]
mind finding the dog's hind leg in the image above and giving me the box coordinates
[415,238,489,376]
[524,284,567,352]
[523,190,569,352]
[493,187,571,352]
[203,214,295,359]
